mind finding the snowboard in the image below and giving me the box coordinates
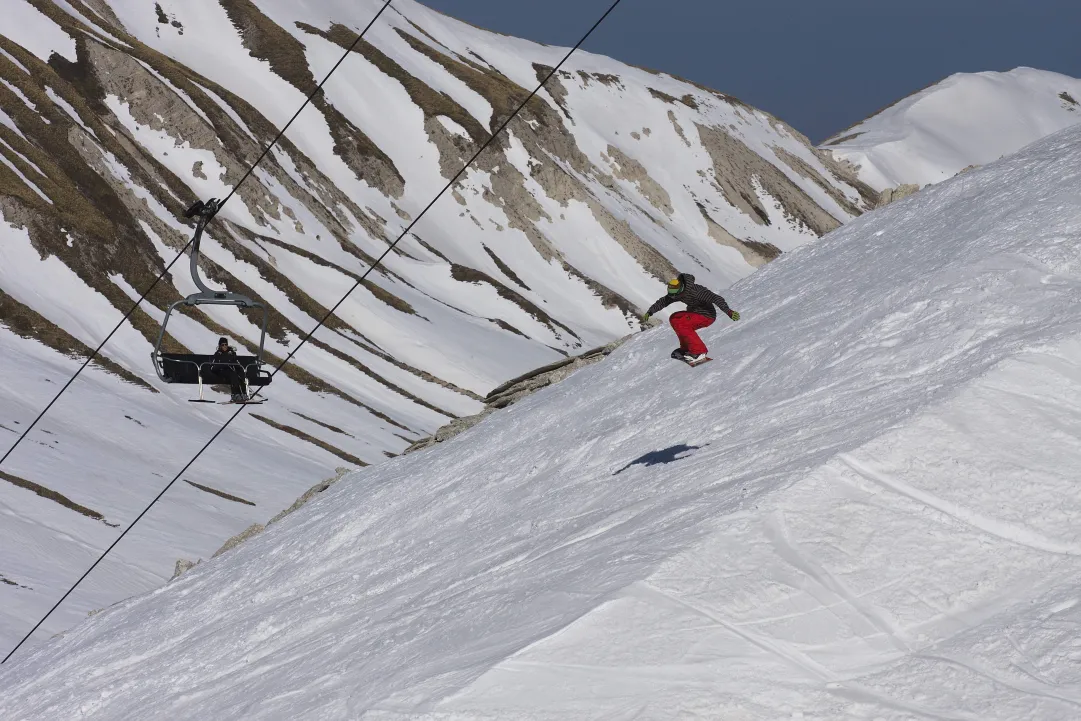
[671,350,712,367]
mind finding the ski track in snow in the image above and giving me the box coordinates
[837,454,1081,557]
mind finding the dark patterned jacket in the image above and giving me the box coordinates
[647,274,732,320]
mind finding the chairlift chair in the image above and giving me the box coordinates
[151,198,272,403]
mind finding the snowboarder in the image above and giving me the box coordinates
[642,274,740,364]
[211,337,248,402]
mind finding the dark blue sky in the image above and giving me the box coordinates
[420,0,1080,142]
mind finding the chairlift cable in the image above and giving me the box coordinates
[0,0,395,472]
[2,0,625,664]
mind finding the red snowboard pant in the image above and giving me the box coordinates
[670,311,715,356]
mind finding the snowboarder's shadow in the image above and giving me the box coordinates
[614,444,704,475]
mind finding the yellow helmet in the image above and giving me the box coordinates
[666,278,683,295]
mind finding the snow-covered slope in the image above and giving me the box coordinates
[0,0,876,649]
[823,67,1081,190]
[4,117,1081,719]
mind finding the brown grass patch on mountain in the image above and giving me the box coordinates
[0,573,31,590]
[250,414,367,466]
[184,480,256,506]
[219,0,404,197]
[0,34,225,357]
[743,239,783,260]
[413,234,450,262]
[292,412,354,437]
[490,318,528,338]
[303,334,458,420]
[648,87,678,104]
[562,263,641,321]
[1,469,114,525]
[451,264,580,341]
[809,146,879,210]
[300,22,488,146]
[482,244,530,291]
[395,29,547,136]
[259,350,415,433]
[0,289,154,390]
[397,14,450,51]
[642,67,758,114]
[693,200,779,267]
[330,326,484,402]
[223,223,417,321]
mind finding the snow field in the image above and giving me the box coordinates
[5,0,78,63]
[0,326,348,653]
[4,108,1081,721]
[438,340,1081,720]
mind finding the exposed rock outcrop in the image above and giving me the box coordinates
[213,523,265,558]
[171,558,198,581]
[170,466,354,574]
[876,183,921,208]
[405,335,634,455]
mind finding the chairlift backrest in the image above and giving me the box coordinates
[159,354,271,386]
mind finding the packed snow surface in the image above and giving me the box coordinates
[4,118,1081,720]
[824,67,1081,190]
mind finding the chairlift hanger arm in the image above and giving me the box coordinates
[183,198,221,241]
[183,198,221,296]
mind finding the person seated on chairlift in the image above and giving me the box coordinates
[212,337,247,402]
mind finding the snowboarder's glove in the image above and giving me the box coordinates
[729,310,740,321]
[642,313,650,323]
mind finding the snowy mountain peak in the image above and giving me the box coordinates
[823,67,1081,190]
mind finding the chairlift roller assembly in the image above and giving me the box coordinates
[151,199,272,402]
